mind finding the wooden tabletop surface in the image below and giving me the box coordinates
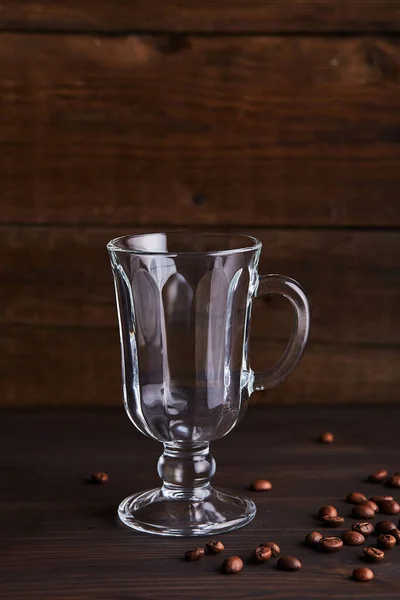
[2,406,400,599]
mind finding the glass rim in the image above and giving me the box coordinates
[107,231,262,257]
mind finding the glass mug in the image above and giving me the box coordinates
[107,232,310,536]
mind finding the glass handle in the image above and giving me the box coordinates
[252,274,311,391]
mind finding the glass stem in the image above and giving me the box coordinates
[157,443,216,501]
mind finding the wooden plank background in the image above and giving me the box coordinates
[1,1,399,406]
[1,34,400,226]
[2,1,400,32]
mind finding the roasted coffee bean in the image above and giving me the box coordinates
[319,536,343,552]
[317,432,334,444]
[223,556,243,574]
[369,495,394,504]
[318,505,338,519]
[365,500,379,513]
[387,474,400,488]
[353,567,374,582]
[391,528,400,543]
[363,547,384,562]
[206,540,224,554]
[88,471,109,484]
[346,492,368,505]
[263,542,280,557]
[342,531,365,546]
[352,504,375,519]
[379,500,400,515]
[305,531,323,547]
[251,479,272,491]
[322,515,344,527]
[374,520,397,534]
[352,522,374,537]
[252,545,272,563]
[369,470,388,483]
[185,547,205,562]
[277,556,302,571]
[378,534,396,550]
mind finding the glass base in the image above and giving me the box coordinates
[118,486,256,537]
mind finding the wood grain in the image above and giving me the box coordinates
[1,0,400,32]
[1,325,399,406]
[1,34,400,226]
[1,408,400,599]
[1,226,399,346]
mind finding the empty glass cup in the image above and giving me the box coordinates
[107,232,310,536]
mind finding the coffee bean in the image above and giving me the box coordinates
[223,556,243,574]
[391,528,400,543]
[363,547,384,562]
[387,474,400,488]
[342,531,365,546]
[277,556,302,571]
[251,479,272,491]
[369,495,394,504]
[369,470,388,483]
[364,500,379,513]
[88,471,109,484]
[206,540,224,554]
[305,531,323,547]
[353,567,374,582]
[317,432,334,444]
[318,505,337,519]
[346,492,368,505]
[379,500,400,515]
[263,542,280,557]
[374,520,396,534]
[185,547,205,562]
[252,545,272,563]
[352,522,374,537]
[319,536,343,552]
[352,504,375,519]
[322,515,344,527]
[378,534,396,550]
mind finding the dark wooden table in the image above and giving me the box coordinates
[2,406,400,599]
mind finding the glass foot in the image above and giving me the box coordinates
[118,486,256,537]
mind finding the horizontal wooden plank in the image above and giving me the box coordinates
[1,1,400,32]
[1,34,400,226]
[1,227,399,346]
[0,325,398,406]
